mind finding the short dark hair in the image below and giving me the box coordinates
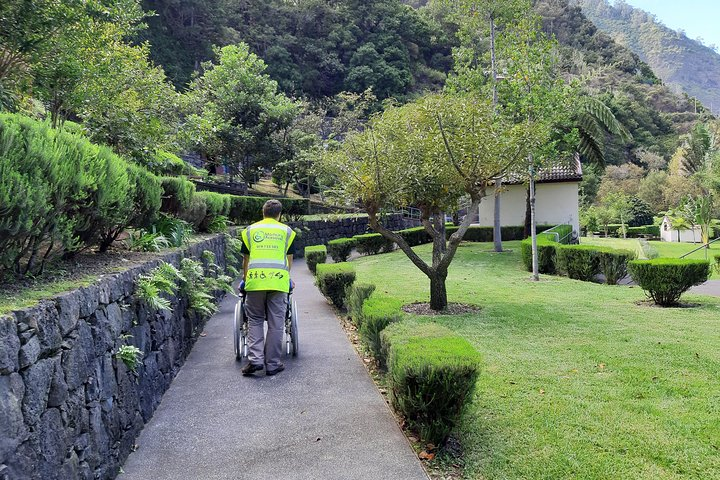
[263,199,283,219]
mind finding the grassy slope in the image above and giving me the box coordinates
[352,242,720,479]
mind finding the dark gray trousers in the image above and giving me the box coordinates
[245,291,287,370]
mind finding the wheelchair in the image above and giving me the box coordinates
[233,285,298,361]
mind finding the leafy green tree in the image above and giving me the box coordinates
[603,191,632,238]
[321,93,534,310]
[182,43,301,192]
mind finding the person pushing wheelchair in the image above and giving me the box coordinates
[239,199,296,376]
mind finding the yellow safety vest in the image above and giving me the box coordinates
[241,218,296,292]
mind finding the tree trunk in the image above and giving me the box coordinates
[530,158,539,281]
[429,271,448,311]
[493,178,503,252]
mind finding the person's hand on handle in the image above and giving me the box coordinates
[290,279,295,291]
[239,280,246,294]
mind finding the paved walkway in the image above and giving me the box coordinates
[120,259,428,480]
[690,280,720,297]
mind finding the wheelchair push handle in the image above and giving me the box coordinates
[238,279,294,295]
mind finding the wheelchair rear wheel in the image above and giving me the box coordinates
[233,300,248,361]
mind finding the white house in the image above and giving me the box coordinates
[475,158,582,235]
[660,216,702,243]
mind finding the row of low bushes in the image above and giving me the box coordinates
[521,236,711,305]
[344,282,481,445]
[521,239,635,285]
[312,224,558,265]
[594,224,660,238]
[311,262,481,446]
[160,176,308,232]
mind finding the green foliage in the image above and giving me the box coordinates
[182,43,301,186]
[147,150,197,176]
[382,320,481,445]
[0,113,161,275]
[151,214,193,248]
[327,238,356,263]
[359,295,404,360]
[206,215,229,234]
[304,245,327,274]
[126,231,171,253]
[160,177,196,216]
[353,233,396,256]
[626,225,660,238]
[345,283,376,326]
[520,238,558,274]
[398,227,432,247]
[597,249,635,286]
[136,263,182,311]
[115,339,144,374]
[316,263,356,308]
[142,0,452,99]
[556,245,601,281]
[628,258,710,306]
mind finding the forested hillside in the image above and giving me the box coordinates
[576,0,720,114]
[140,0,454,99]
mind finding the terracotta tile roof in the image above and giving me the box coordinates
[503,154,583,185]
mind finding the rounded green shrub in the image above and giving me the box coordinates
[327,237,356,262]
[382,320,481,445]
[628,258,710,306]
[304,245,327,274]
[316,262,356,308]
[359,294,404,359]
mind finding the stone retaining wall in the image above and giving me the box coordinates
[290,213,420,257]
[0,234,231,480]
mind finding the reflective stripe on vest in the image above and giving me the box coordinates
[241,218,296,292]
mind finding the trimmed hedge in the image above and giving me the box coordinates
[626,225,660,238]
[444,225,543,242]
[520,238,558,274]
[598,249,635,285]
[381,321,481,445]
[359,294,404,360]
[345,283,376,326]
[353,233,395,255]
[304,245,327,274]
[328,237,356,263]
[316,262,356,308]
[398,227,432,247]
[556,245,602,281]
[628,258,710,306]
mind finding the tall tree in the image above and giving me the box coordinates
[182,43,301,192]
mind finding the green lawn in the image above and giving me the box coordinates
[351,242,720,479]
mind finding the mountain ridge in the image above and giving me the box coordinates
[575,0,720,115]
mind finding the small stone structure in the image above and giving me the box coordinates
[0,234,231,480]
[289,213,419,256]
[659,216,703,243]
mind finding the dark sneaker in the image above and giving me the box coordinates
[265,365,285,376]
[242,363,264,376]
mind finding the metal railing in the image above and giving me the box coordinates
[679,236,720,260]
